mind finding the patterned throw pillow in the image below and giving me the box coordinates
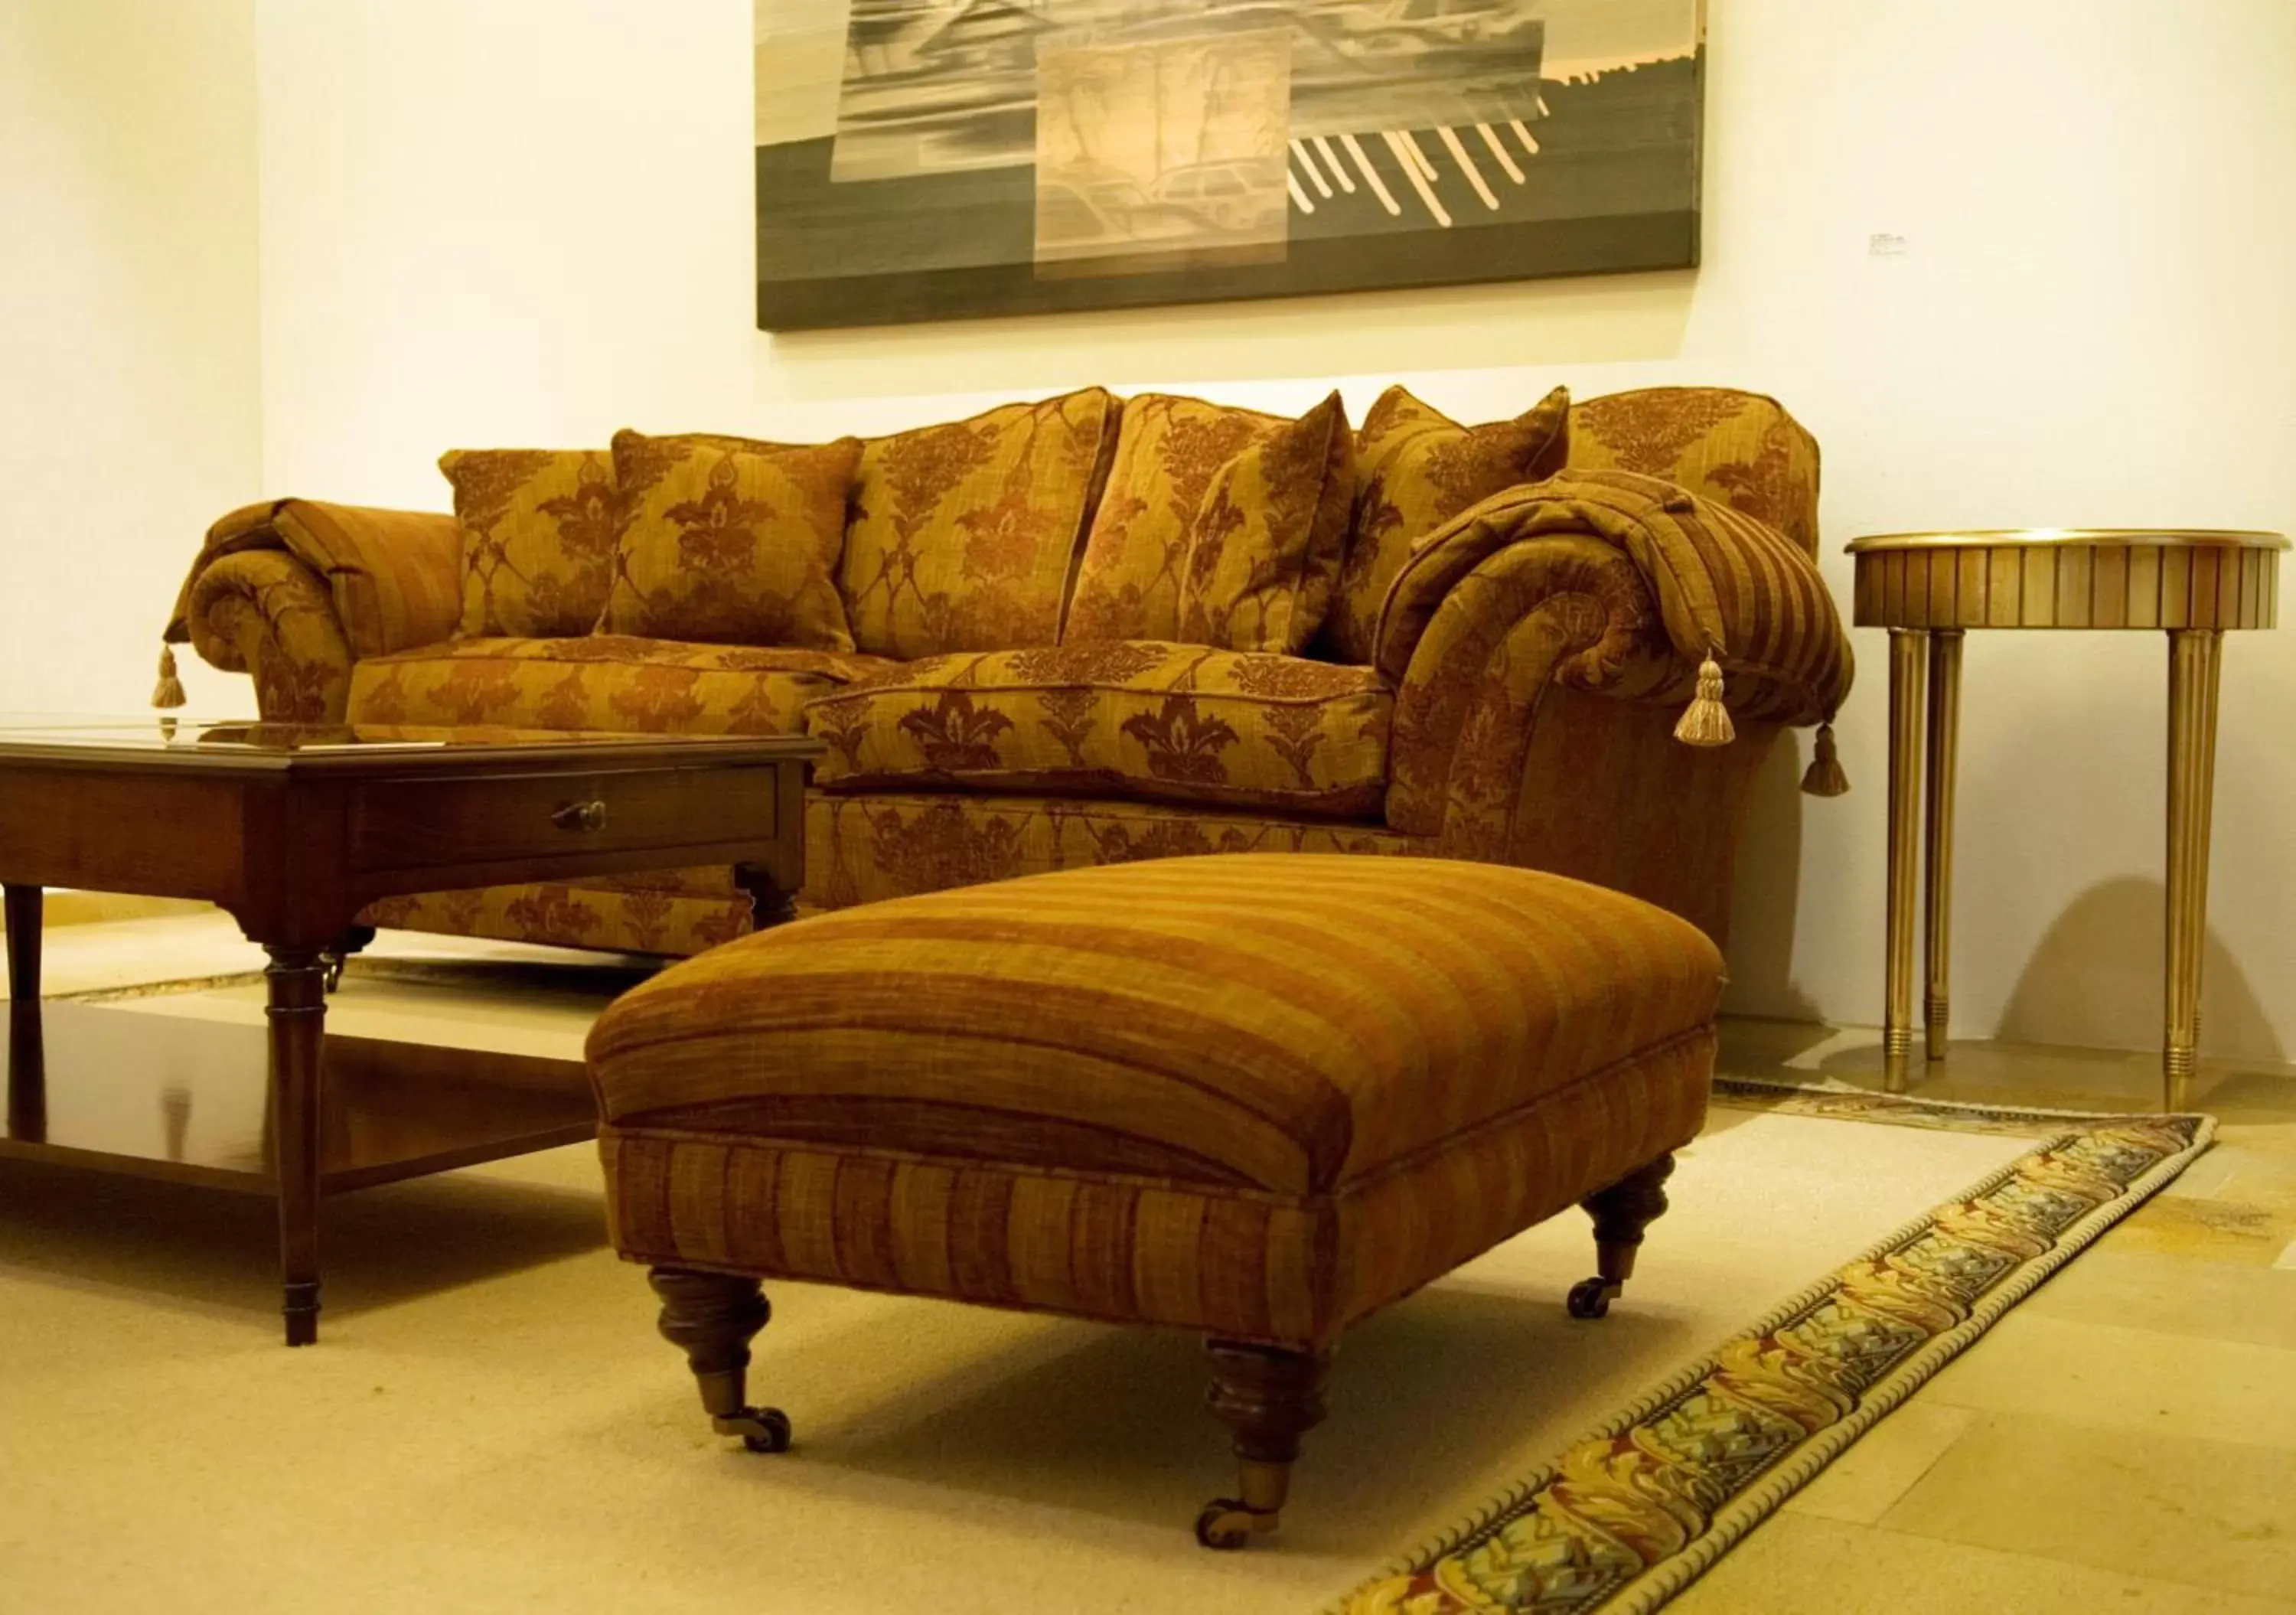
[1322,384,1572,665]
[442,448,623,639]
[600,429,862,650]
[1568,387,1821,555]
[840,388,1120,660]
[1174,391,1355,655]
[1063,393,1303,644]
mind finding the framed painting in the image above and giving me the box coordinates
[755,2,1704,330]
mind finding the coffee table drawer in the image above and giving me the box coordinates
[347,766,779,873]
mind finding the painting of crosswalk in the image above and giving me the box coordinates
[754,0,1704,328]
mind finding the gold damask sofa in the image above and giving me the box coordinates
[163,384,1854,956]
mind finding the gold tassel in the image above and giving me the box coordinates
[1801,719,1850,796]
[1673,651,1735,747]
[152,644,187,710]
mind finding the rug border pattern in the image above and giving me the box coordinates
[1327,1082,2216,1615]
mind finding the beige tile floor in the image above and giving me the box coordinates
[1678,1019,2296,1613]
[8,912,2295,1613]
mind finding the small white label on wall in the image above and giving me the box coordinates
[1868,233,1910,256]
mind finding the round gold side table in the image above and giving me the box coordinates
[1847,528,2288,1108]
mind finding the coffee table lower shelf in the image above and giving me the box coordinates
[2,1000,595,1197]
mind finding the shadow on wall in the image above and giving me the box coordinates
[1998,875,2284,1064]
[1719,730,1819,1023]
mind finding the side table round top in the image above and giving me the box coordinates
[1848,528,2288,631]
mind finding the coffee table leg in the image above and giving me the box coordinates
[734,865,797,932]
[2165,629,2223,1111]
[266,945,329,1346]
[5,884,41,1000]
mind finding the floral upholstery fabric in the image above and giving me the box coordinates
[1325,383,1572,666]
[1568,388,1821,557]
[806,791,1416,912]
[806,642,1392,818]
[1064,393,1298,643]
[592,854,1718,1348]
[1174,390,1355,656]
[185,549,358,723]
[171,386,1851,968]
[837,390,1120,659]
[354,798,1417,954]
[1384,534,1661,845]
[600,430,861,650]
[442,447,623,639]
[346,635,898,735]
[357,868,755,958]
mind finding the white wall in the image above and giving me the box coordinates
[230,0,2296,1060]
[0,0,264,716]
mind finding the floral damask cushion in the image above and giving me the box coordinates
[839,388,1120,660]
[805,641,1393,819]
[1063,393,1305,644]
[347,635,898,736]
[807,792,1416,912]
[601,430,862,650]
[1325,384,1573,666]
[1175,390,1355,657]
[441,448,623,638]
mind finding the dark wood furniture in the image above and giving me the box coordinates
[0,719,819,1344]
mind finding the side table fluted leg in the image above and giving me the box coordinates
[1923,631,1964,1060]
[1883,629,1928,1088]
[2164,629,2223,1111]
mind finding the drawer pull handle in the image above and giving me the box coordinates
[552,800,608,833]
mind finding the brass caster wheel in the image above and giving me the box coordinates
[1195,1499,1273,1550]
[713,1406,792,1454]
[1566,1277,1619,1320]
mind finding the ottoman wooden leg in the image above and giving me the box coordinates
[648,1268,791,1454]
[1195,1340,1330,1550]
[1567,1153,1676,1320]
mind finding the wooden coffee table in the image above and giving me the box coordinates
[0,719,818,1344]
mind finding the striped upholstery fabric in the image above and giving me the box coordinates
[1375,471,1854,728]
[592,854,1718,1349]
[168,497,463,662]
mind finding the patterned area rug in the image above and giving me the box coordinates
[1329,1080,2214,1615]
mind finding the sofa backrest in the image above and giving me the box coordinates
[1567,389,1821,558]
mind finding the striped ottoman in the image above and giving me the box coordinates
[588,854,1720,1548]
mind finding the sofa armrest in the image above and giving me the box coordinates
[185,550,357,723]
[166,498,462,664]
[1374,469,1854,732]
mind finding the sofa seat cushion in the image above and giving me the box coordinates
[589,853,1722,1202]
[804,642,1393,819]
[346,635,899,735]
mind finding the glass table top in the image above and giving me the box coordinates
[0,716,817,763]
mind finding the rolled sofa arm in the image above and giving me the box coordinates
[163,498,464,716]
[1376,469,1854,727]
[1378,472,1854,880]
[186,550,358,722]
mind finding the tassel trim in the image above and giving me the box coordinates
[152,644,187,710]
[1673,652,1735,747]
[1801,719,1850,796]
